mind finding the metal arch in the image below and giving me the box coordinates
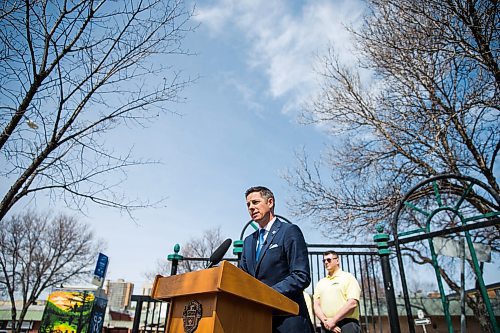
[238,214,293,240]
[390,174,500,333]
[391,174,500,235]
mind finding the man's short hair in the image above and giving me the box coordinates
[323,250,338,257]
[245,186,275,203]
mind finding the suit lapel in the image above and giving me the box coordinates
[255,219,282,271]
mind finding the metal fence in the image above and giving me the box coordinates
[307,244,384,333]
[130,295,169,333]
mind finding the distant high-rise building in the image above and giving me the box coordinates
[104,279,134,310]
[141,282,153,296]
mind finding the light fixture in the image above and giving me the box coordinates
[26,119,39,129]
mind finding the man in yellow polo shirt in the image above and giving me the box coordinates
[313,251,361,333]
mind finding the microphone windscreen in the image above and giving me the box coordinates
[208,238,232,267]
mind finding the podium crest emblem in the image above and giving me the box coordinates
[182,300,202,333]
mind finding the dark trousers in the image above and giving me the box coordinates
[273,314,314,333]
[320,318,360,333]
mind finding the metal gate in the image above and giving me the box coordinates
[378,174,499,333]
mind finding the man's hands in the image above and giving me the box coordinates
[323,318,341,332]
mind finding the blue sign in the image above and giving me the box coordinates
[93,253,108,285]
[88,297,108,333]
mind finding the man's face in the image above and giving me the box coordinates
[246,191,274,226]
[322,253,339,273]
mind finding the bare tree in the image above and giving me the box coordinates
[179,227,226,272]
[286,0,498,331]
[146,227,226,280]
[0,211,100,333]
[287,0,498,240]
[0,0,195,221]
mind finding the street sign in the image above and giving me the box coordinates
[415,318,431,326]
[433,237,491,262]
[417,310,424,319]
[91,253,109,287]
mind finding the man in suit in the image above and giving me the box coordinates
[240,186,314,333]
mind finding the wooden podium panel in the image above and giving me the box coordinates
[166,293,270,333]
[151,261,298,333]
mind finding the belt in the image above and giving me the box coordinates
[337,318,359,327]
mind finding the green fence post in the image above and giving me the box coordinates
[167,244,183,276]
[233,240,243,265]
[374,224,401,333]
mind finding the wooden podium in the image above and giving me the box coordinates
[151,261,298,333]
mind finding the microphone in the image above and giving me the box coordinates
[206,238,232,268]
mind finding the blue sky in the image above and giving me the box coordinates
[80,0,366,289]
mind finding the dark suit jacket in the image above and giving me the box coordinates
[240,218,314,333]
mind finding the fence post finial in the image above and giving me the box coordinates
[167,244,183,276]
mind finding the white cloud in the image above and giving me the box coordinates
[194,0,236,34]
[195,0,365,113]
